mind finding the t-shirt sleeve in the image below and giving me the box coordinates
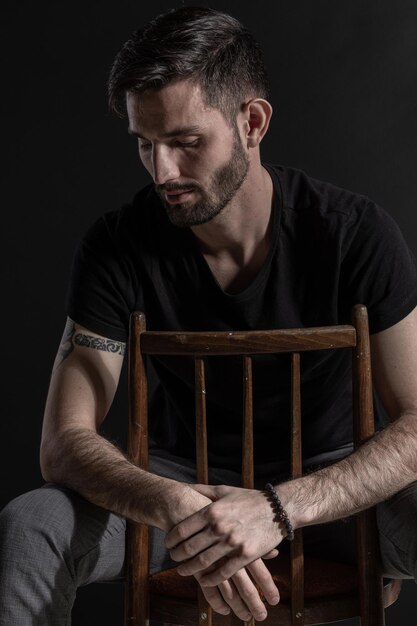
[340,200,417,334]
[66,212,138,342]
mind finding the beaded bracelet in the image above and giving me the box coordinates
[264,482,295,541]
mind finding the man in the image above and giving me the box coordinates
[1,6,417,625]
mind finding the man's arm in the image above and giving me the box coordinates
[40,317,196,529]
[40,317,279,620]
[165,306,417,586]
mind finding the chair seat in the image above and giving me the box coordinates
[149,555,358,602]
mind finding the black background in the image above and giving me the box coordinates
[2,1,417,623]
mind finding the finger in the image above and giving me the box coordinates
[190,484,219,500]
[177,535,279,577]
[197,562,256,622]
[198,550,247,586]
[177,541,235,576]
[170,528,218,563]
[229,569,268,621]
[165,508,208,549]
[262,549,279,559]
[247,558,280,605]
[199,550,278,588]
[218,577,254,622]
[196,578,231,615]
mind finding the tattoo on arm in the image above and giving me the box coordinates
[74,333,126,356]
[54,318,125,370]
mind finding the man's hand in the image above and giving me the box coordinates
[165,484,284,587]
[168,483,280,621]
[196,558,280,622]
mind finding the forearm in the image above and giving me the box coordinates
[279,412,417,529]
[41,426,185,530]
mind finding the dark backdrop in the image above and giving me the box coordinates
[2,1,417,624]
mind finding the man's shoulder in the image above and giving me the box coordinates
[107,182,161,230]
[80,182,191,263]
[266,163,371,218]
[83,183,165,243]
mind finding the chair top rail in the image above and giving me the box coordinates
[140,325,356,356]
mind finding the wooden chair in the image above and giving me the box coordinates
[125,304,401,626]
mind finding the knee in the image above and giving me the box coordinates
[1,489,43,537]
[0,484,78,551]
[0,486,82,613]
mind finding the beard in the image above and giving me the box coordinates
[155,129,250,228]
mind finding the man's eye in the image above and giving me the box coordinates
[175,140,199,148]
[139,142,152,151]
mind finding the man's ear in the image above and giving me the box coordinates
[240,98,273,148]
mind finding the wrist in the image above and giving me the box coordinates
[153,477,190,531]
[264,483,295,541]
[127,473,186,531]
[155,480,212,531]
[274,478,317,529]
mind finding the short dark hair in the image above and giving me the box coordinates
[108,6,269,123]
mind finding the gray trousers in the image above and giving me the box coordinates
[1,454,416,626]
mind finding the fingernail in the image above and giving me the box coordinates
[243,614,251,621]
[258,611,267,620]
[269,595,280,605]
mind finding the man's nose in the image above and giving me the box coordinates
[151,146,180,185]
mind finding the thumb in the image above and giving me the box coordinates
[262,549,279,559]
[190,483,219,501]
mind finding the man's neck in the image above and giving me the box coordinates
[191,162,274,293]
[191,162,273,260]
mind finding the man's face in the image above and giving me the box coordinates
[126,80,250,227]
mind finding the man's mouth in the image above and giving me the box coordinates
[164,189,194,204]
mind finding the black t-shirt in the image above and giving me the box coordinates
[67,164,417,472]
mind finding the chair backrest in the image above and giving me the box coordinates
[125,304,389,626]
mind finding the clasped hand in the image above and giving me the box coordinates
[166,484,285,621]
